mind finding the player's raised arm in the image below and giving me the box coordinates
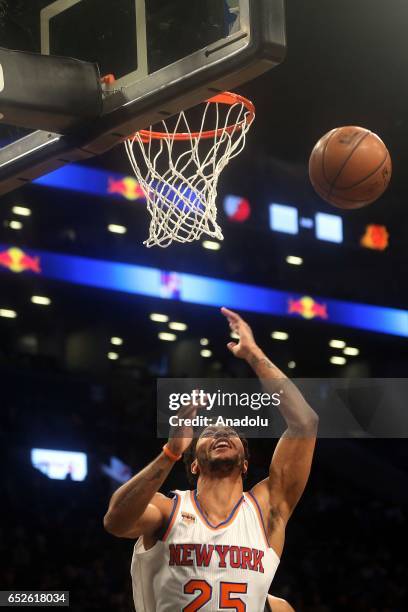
[221,307,318,525]
[103,399,203,539]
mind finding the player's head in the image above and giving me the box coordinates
[183,425,249,488]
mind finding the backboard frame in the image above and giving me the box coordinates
[0,0,286,196]
[40,0,149,88]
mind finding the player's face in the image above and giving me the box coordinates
[193,426,247,479]
[198,425,243,455]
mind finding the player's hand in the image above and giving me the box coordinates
[166,392,207,456]
[221,307,258,360]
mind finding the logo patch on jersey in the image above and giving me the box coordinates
[181,512,196,524]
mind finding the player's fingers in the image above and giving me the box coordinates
[221,306,239,320]
[178,400,200,418]
[188,407,198,421]
[221,307,240,323]
[228,320,240,332]
[191,391,208,409]
[227,342,237,353]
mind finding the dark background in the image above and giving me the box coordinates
[1,0,408,610]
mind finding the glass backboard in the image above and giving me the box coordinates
[0,0,286,194]
[0,0,240,143]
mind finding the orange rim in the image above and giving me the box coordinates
[132,92,255,143]
[101,74,116,85]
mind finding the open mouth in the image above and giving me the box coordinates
[211,438,232,451]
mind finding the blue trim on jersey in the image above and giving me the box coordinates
[194,489,244,529]
[247,491,271,547]
[158,491,179,541]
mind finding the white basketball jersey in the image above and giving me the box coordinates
[131,489,280,611]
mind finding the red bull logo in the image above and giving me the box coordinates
[288,296,328,320]
[360,224,389,251]
[107,176,146,201]
[0,247,41,274]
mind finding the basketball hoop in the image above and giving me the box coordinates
[125,92,255,248]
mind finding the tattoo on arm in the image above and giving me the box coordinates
[116,480,155,510]
[250,356,274,369]
[146,469,165,482]
[113,467,167,510]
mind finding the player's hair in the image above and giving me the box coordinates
[183,434,250,489]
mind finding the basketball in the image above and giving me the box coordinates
[309,126,392,210]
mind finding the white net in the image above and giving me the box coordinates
[125,93,254,248]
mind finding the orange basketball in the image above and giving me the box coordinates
[309,126,392,210]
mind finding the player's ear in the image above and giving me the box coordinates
[242,459,248,476]
[191,458,199,476]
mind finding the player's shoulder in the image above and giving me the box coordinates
[267,595,295,612]
[155,489,186,500]
[167,489,190,500]
[153,489,188,507]
[150,491,178,511]
[148,491,185,527]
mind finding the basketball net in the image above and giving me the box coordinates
[125,92,255,248]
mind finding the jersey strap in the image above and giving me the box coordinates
[161,491,181,541]
[246,491,271,548]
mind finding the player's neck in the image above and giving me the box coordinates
[195,476,243,522]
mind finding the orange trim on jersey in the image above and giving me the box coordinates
[190,489,244,530]
[246,491,272,550]
[162,492,181,542]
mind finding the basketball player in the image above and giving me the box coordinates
[104,307,318,610]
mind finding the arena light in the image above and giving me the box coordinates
[202,240,221,251]
[269,203,299,235]
[272,331,289,341]
[31,448,87,481]
[12,205,31,217]
[288,361,296,369]
[108,224,127,235]
[344,346,360,356]
[0,308,17,318]
[286,255,303,266]
[169,322,188,331]
[315,213,343,244]
[31,295,51,306]
[159,332,177,342]
[200,338,209,346]
[300,217,314,229]
[108,352,119,360]
[330,356,347,366]
[201,349,212,358]
[150,313,169,323]
[9,220,23,230]
[329,339,346,349]
[111,337,123,346]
